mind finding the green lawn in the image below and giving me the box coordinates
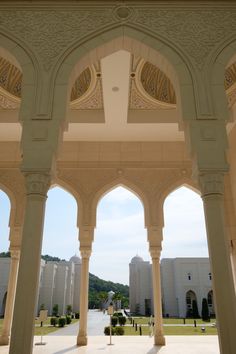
[129,317,216,325]
[123,324,217,336]
[0,318,79,336]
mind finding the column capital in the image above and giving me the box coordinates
[150,246,162,259]
[9,249,20,260]
[199,172,225,197]
[24,172,51,196]
[80,247,92,259]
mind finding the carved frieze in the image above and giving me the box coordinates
[0,6,235,71]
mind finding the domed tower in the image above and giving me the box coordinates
[70,255,81,312]
[69,255,81,264]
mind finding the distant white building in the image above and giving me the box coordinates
[0,255,81,316]
[129,256,215,317]
[129,255,153,316]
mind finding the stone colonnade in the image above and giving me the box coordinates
[0,159,236,353]
[0,3,236,353]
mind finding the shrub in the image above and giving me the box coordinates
[75,312,80,319]
[104,326,115,335]
[66,315,72,324]
[201,298,210,321]
[115,326,124,335]
[118,316,126,326]
[113,312,119,317]
[192,300,200,318]
[111,316,118,327]
[52,304,59,317]
[58,317,66,327]
[66,305,72,315]
[50,317,58,327]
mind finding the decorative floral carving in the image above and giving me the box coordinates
[71,78,103,110]
[130,80,165,110]
[199,173,225,196]
[0,9,114,70]
[0,93,19,109]
[133,9,236,68]
[25,173,51,196]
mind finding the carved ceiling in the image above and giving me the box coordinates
[1,56,236,110]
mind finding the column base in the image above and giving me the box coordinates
[154,334,166,346]
[77,334,87,346]
[0,335,9,346]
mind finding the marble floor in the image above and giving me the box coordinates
[0,335,220,354]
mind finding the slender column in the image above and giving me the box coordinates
[77,248,91,346]
[199,172,236,354]
[148,227,165,346]
[0,249,20,345]
[9,173,50,354]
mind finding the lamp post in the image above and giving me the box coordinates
[107,304,114,346]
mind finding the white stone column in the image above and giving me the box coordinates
[0,249,20,345]
[9,173,50,354]
[199,172,236,354]
[77,248,91,346]
[148,227,165,346]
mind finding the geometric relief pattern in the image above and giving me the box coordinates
[0,57,22,98]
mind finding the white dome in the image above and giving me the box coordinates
[69,255,81,264]
[131,255,144,264]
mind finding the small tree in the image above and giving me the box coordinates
[52,304,59,317]
[118,316,126,326]
[111,316,118,327]
[201,298,210,321]
[66,304,72,315]
[58,317,66,327]
[192,300,200,318]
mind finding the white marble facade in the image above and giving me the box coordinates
[129,256,214,317]
[0,255,81,317]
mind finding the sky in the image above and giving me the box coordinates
[0,185,208,285]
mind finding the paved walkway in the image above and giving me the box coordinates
[48,310,109,336]
[0,336,220,354]
[0,311,220,353]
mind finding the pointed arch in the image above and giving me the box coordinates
[52,25,195,124]
[156,176,200,225]
[0,182,16,229]
[50,178,82,228]
[90,177,150,228]
[0,30,39,121]
[210,37,236,121]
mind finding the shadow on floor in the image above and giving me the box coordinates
[146,346,162,354]
[53,345,78,354]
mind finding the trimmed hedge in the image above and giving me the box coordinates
[58,317,66,327]
[66,316,72,324]
[104,326,115,335]
[75,312,80,319]
[118,316,126,326]
[111,316,118,327]
[50,317,58,327]
[115,326,124,335]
